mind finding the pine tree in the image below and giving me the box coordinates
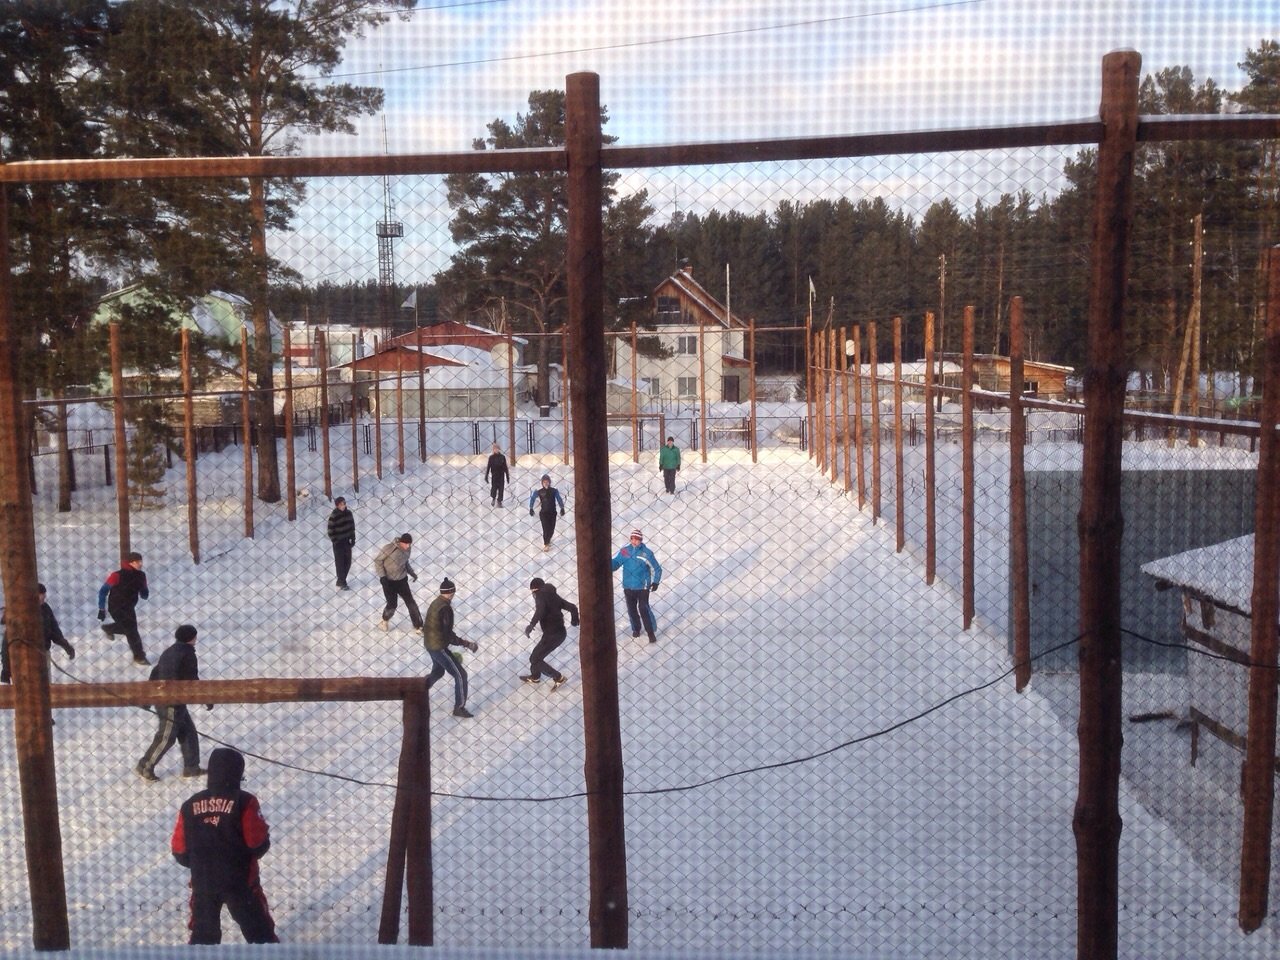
[126,403,171,509]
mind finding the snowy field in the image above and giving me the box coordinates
[1,411,1277,959]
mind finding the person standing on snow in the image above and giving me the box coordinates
[374,533,422,630]
[326,496,355,590]
[136,624,208,783]
[1,583,75,684]
[520,577,579,689]
[484,442,510,506]
[98,551,151,665]
[611,529,662,643]
[422,578,478,718]
[528,474,566,552]
[658,435,682,494]
[170,747,278,945]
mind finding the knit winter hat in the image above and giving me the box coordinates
[440,578,456,594]
[398,533,413,544]
[629,529,643,540]
[529,577,544,591]
[334,496,346,505]
[175,624,198,644]
[207,747,244,791]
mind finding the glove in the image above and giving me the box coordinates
[559,510,565,517]
[571,617,580,627]
[465,640,479,652]
[649,583,659,593]
[410,572,417,581]
[205,703,214,711]
[96,609,105,621]
[524,626,533,638]
[65,645,76,660]
[529,508,535,516]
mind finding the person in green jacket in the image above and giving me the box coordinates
[422,578,478,718]
[658,435,681,494]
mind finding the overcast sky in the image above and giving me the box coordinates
[302,0,1277,155]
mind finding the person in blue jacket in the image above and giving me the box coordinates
[610,528,661,643]
[528,474,566,552]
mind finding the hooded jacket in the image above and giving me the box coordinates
[171,748,271,892]
[526,584,580,637]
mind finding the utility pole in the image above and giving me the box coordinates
[937,253,947,411]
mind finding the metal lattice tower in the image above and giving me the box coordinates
[376,174,403,327]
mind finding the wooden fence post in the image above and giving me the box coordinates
[923,312,937,585]
[893,317,905,552]
[351,333,360,494]
[962,305,975,630]
[1009,298,1031,691]
[240,327,254,539]
[318,330,332,500]
[283,329,296,521]
[1075,48,1140,960]
[110,323,130,556]
[869,321,882,522]
[181,329,200,563]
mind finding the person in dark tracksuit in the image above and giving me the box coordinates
[326,496,355,590]
[171,747,278,945]
[422,578,478,718]
[137,624,208,783]
[528,474,566,551]
[611,529,662,643]
[484,443,510,506]
[98,551,151,665]
[520,578,578,689]
[1,583,75,684]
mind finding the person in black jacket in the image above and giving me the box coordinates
[520,578,579,689]
[97,551,150,665]
[326,496,356,590]
[484,443,510,506]
[527,474,566,552]
[171,747,278,945]
[137,625,208,783]
[1,583,75,684]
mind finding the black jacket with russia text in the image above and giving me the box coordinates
[171,750,271,892]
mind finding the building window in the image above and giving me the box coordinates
[648,377,660,397]
[676,335,697,355]
[677,376,698,397]
[656,296,681,323]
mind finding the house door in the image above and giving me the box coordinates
[721,375,740,403]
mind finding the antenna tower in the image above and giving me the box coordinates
[375,115,403,331]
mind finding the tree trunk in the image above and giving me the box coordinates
[54,394,72,513]
[249,176,280,503]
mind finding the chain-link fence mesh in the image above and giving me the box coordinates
[2,137,1278,959]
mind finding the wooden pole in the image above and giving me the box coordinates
[566,71,628,949]
[829,328,839,484]
[630,320,639,462]
[840,327,852,493]
[109,323,130,556]
[698,308,708,463]
[869,321,882,523]
[181,329,200,564]
[1009,298,1031,691]
[282,330,296,521]
[748,318,758,463]
[962,305,975,630]
[814,332,825,473]
[924,311,937,585]
[1075,49,1140,960]
[0,182,70,950]
[805,289,813,457]
[419,324,428,463]
[396,347,405,475]
[373,338,383,481]
[1237,245,1280,932]
[240,327,254,539]
[853,327,865,508]
[562,333,571,465]
[403,688,434,945]
[507,323,517,466]
[318,330,332,500]
[893,317,905,552]
[351,333,360,495]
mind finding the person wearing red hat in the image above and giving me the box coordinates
[611,529,662,643]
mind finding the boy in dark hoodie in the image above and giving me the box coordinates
[171,747,278,945]
[136,624,207,783]
[520,578,579,689]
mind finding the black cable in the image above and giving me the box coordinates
[1122,626,1280,671]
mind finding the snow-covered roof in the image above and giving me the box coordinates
[1141,534,1278,619]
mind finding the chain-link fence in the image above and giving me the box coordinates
[2,68,1279,959]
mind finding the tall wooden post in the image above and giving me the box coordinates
[351,334,360,494]
[419,329,428,464]
[1238,246,1280,931]
[396,347,405,475]
[1075,49,1140,960]
[109,323,130,556]
[814,332,826,473]
[829,328,839,484]
[698,310,708,463]
[923,312,937,585]
[961,305,975,630]
[507,325,517,465]
[0,182,70,950]
[566,70,628,949]
[181,329,200,563]
[630,321,640,462]
[318,330,332,500]
[282,330,296,521]
[869,321,882,522]
[1009,298,1031,691]
[240,328,255,539]
[852,327,865,508]
[892,317,905,552]
[840,327,852,493]
[748,318,758,463]
[373,337,383,481]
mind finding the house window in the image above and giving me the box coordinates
[676,335,697,355]
[656,296,681,323]
[648,377,660,397]
[677,376,698,397]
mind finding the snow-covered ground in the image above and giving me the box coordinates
[1,408,1276,959]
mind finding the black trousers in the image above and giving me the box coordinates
[189,880,277,944]
[624,588,657,639]
[139,704,200,774]
[104,605,145,660]
[528,629,567,681]
[663,468,677,493]
[539,510,558,545]
[489,477,506,504]
[331,539,352,587]
[381,577,422,628]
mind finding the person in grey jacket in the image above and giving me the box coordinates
[373,533,421,630]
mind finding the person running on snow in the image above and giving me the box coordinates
[422,578,479,718]
[1,583,75,684]
[373,533,421,630]
[611,529,662,643]
[98,551,151,665]
[520,578,579,689]
[484,442,510,506]
[326,496,355,590]
[528,474,566,552]
[171,747,278,945]
[658,435,682,494]
[136,624,209,783]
